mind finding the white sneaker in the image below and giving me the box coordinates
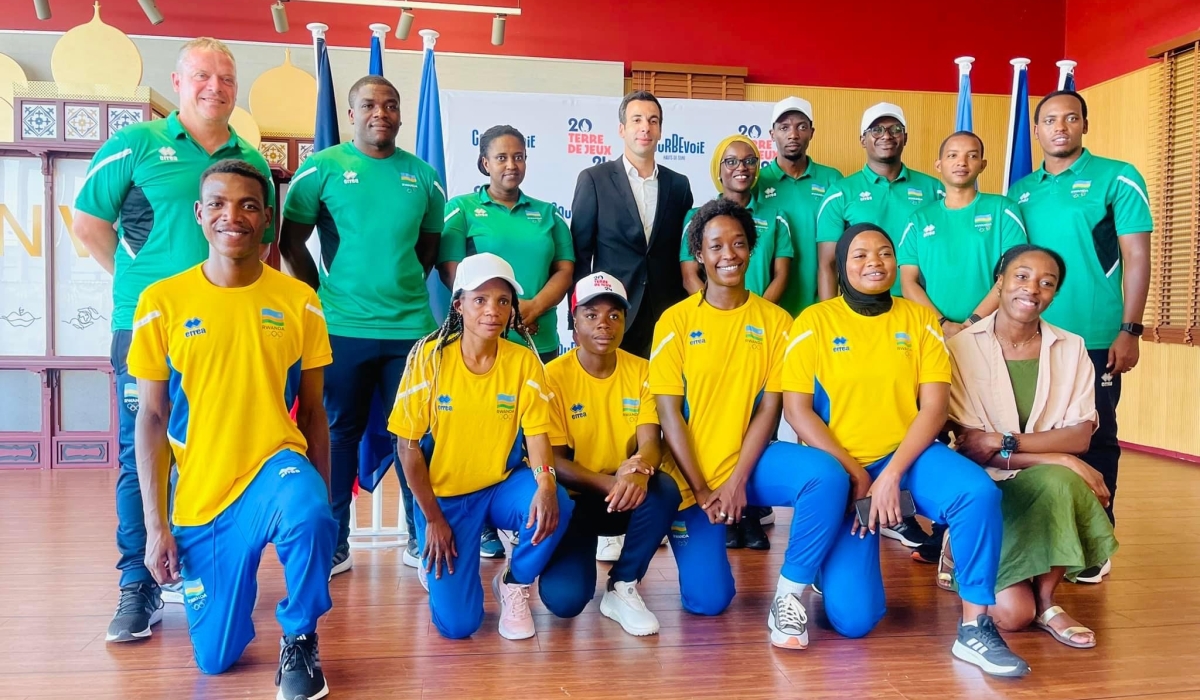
[600,580,659,636]
[491,571,535,640]
[160,581,184,605]
[416,563,429,593]
[402,543,420,569]
[596,535,624,562]
[768,592,809,649]
[759,509,776,526]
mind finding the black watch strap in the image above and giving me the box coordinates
[968,313,983,324]
[1120,322,1144,337]
[938,316,949,326]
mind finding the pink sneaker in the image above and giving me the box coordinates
[491,570,535,640]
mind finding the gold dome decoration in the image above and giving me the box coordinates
[228,106,262,149]
[0,53,28,143]
[51,2,142,94]
[249,49,318,137]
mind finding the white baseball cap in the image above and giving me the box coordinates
[771,96,814,125]
[860,102,907,134]
[571,272,629,311]
[452,252,524,295]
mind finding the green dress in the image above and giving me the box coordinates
[990,359,1119,591]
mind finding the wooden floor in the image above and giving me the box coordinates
[2,452,1199,700]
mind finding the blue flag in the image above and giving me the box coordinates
[1004,64,1033,194]
[369,32,384,76]
[1063,71,1077,92]
[416,42,451,324]
[956,72,973,132]
[314,37,339,152]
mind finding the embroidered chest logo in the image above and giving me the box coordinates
[895,332,913,354]
[570,402,587,419]
[183,317,206,338]
[158,146,177,162]
[858,191,873,202]
[923,224,936,238]
[744,324,765,346]
[907,187,924,204]
[1071,179,1092,198]
[400,172,418,189]
[496,393,517,418]
[437,395,453,412]
[832,336,850,353]
[342,170,359,185]
[752,218,768,232]
[621,397,639,422]
[1018,191,1031,204]
[474,207,488,218]
[526,210,543,223]
[261,308,285,337]
[974,214,994,232]
[689,330,705,345]
[811,183,826,198]
[763,186,777,198]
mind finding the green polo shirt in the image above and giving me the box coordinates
[679,199,794,299]
[1008,149,1153,349]
[897,193,1028,323]
[816,163,945,295]
[282,142,444,340]
[756,158,843,315]
[439,187,574,354]
[74,111,276,331]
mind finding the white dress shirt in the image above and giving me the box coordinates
[623,155,659,242]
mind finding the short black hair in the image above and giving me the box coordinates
[476,124,526,176]
[686,197,757,260]
[348,75,399,108]
[1034,90,1088,123]
[994,244,1068,289]
[619,90,663,126]
[200,159,270,202]
[938,130,985,158]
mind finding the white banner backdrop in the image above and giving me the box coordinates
[440,90,781,352]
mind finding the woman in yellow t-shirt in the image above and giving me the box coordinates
[782,223,1027,678]
[389,253,573,642]
[650,198,849,651]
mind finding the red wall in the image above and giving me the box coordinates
[6,0,1065,95]
[1067,0,1200,86]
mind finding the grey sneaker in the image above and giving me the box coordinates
[275,633,329,700]
[768,592,808,649]
[952,614,1031,677]
[105,582,163,642]
[402,537,420,568]
[160,581,184,605]
[329,542,352,578]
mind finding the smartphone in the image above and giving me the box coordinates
[855,490,917,529]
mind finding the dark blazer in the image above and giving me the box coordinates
[570,157,693,357]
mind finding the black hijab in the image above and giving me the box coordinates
[836,223,894,317]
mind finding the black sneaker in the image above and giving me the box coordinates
[276,633,329,700]
[743,516,770,551]
[105,582,164,643]
[952,614,1031,678]
[329,542,352,578]
[880,517,929,548]
[725,523,745,549]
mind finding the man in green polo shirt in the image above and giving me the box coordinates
[280,75,445,578]
[73,37,275,644]
[1009,91,1152,580]
[899,131,1027,337]
[816,102,944,299]
[756,97,843,316]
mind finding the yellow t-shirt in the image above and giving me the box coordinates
[389,338,552,498]
[782,296,951,465]
[649,293,793,499]
[127,265,333,527]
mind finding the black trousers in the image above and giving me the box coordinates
[1085,349,1122,525]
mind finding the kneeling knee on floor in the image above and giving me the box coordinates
[684,584,734,616]
[193,643,245,676]
[541,587,592,619]
[434,609,485,640]
[829,609,883,639]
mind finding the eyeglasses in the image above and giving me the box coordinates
[721,156,760,169]
[864,124,906,138]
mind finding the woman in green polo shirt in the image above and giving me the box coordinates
[439,125,575,365]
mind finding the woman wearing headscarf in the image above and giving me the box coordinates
[781,223,1029,678]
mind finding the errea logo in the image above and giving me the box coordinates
[570,403,586,419]
[923,224,936,237]
[278,466,301,478]
[158,146,177,162]
[474,208,488,218]
[763,187,777,199]
[689,330,705,345]
[859,191,873,202]
[343,171,359,184]
[1018,192,1031,204]
[183,317,206,338]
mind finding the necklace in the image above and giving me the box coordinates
[997,328,1041,349]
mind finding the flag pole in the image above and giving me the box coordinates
[1056,60,1078,90]
[420,27,439,51]
[955,56,975,77]
[1003,58,1031,195]
[370,22,390,40]
[306,22,328,76]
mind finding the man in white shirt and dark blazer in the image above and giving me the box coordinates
[570,91,694,358]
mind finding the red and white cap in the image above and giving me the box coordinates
[571,272,629,311]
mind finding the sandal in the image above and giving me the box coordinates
[936,530,955,591]
[1036,605,1096,648]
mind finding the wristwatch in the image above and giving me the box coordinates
[999,432,1019,459]
[937,315,949,326]
[967,313,983,325]
[1120,322,1144,337]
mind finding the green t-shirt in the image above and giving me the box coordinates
[1008,149,1153,349]
[756,158,843,316]
[816,164,945,295]
[282,143,444,340]
[897,193,1028,323]
[74,111,276,331]
[679,199,794,299]
[439,188,574,354]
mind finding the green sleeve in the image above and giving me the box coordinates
[999,202,1028,250]
[74,132,135,223]
[774,212,795,259]
[815,186,848,244]
[421,169,448,235]
[281,159,322,226]
[438,197,468,265]
[1112,165,1154,235]
[551,210,575,262]
[679,209,697,263]
[896,214,921,267]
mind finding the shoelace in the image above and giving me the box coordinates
[615,583,648,611]
[969,618,1007,649]
[775,594,808,631]
[116,584,158,615]
[502,582,532,616]
[277,637,316,684]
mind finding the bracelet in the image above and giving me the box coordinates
[531,464,556,480]
[937,316,949,326]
